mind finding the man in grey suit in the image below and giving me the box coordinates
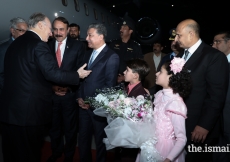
[0,17,28,94]
[0,12,91,162]
[77,23,119,162]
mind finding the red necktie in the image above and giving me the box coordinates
[56,42,62,67]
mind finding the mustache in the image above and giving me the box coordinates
[55,35,63,37]
[153,49,157,51]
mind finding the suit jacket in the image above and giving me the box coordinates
[48,37,85,93]
[0,31,80,126]
[177,42,229,140]
[143,52,166,89]
[0,38,13,93]
[77,45,119,100]
[127,82,148,98]
[223,63,230,143]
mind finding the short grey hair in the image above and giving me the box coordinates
[10,17,27,29]
[88,23,107,40]
[28,12,46,28]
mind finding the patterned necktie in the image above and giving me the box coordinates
[88,50,97,68]
[184,50,189,61]
[56,42,62,67]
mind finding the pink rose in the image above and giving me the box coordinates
[124,98,134,105]
[137,112,145,118]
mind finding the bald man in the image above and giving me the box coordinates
[175,19,229,162]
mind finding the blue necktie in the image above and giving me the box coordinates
[88,50,97,68]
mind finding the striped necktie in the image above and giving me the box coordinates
[184,50,189,61]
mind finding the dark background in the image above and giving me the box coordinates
[93,0,229,53]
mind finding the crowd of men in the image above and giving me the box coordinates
[0,12,230,162]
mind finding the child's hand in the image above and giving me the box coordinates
[164,158,171,162]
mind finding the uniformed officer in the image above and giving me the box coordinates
[109,18,143,84]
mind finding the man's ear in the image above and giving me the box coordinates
[10,28,15,36]
[129,29,133,35]
[37,21,43,30]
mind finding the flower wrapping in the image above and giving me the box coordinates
[86,85,162,162]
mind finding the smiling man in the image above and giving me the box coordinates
[47,16,85,162]
[77,23,119,162]
[0,13,90,162]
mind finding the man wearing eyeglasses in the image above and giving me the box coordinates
[212,31,230,62]
[212,31,230,162]
[0,17,28,94]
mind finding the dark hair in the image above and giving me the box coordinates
[88,23,107,40]
[214,31,230,41]
[52,16,69,28]
[69,23,80,30]
[163,61,192,98]
[126,59,150,81]
[153,40,164,47]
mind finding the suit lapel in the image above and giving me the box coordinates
[88,45,107,69]
[185,43,204,68]
[177,43,205,71]
[61,38,71,68]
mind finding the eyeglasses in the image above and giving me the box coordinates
[212,39,229,45]
[14,28,27,33]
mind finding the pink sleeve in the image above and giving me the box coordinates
[165,100,187,118]
[166,113,187,161]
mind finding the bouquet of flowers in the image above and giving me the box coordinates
[85,85,162,162]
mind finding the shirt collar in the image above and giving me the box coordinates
[227,54,230,63]
[127,81,140,94]
[186,39,202,54]
[94,43,106,54]
[29,30,42,40]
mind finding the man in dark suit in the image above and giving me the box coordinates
[77,23,119,162]
[47,17,85,162]
[212,31,230,162]
[0,17,28,94]
[0,12,91,162]
[174,19,229,162]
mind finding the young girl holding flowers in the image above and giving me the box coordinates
[136,57,192,162]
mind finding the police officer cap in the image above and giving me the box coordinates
[122,18,135,31]
[169,28,176,40]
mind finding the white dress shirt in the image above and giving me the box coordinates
[55,37,67,61]
[183,39,202,62]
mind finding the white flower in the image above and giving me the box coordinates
[119,94,126,100]
[124,107,132,116]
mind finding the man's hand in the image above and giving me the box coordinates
[191,125,209,143]
[117,74,125,83]
[77,98,90,110]
[77,63,92,79]
[52,85,67,96]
